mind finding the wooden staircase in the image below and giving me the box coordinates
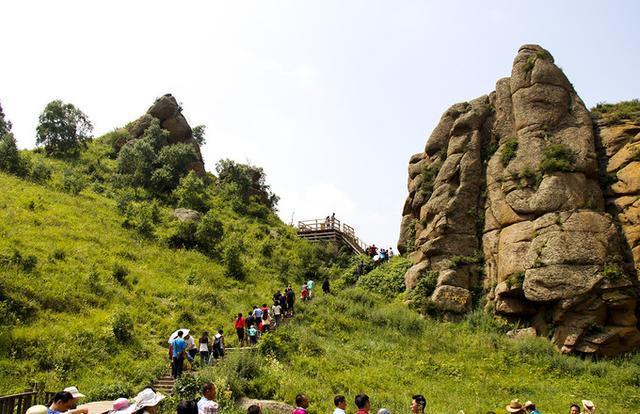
[296,217,367,254]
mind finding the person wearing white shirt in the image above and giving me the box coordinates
[197,383,219,414]
[333,395,347,414]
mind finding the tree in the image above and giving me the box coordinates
[36,100,93,156]
[0,103,27,176]
[195,211,224,255]
[0,102,12,137]
[192,125,206,146]
[215,159,280,212]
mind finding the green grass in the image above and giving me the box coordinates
[215,290,640,413]
[591,99,640,123]
[500,138,518,167]
[539,144,575,174]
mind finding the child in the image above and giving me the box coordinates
[247,325,258,345]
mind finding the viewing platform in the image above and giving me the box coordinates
[296,217,368,254]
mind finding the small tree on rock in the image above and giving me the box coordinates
[173,171,209,212]
[36,100,93,156]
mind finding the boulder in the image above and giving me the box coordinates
[399,44,640,355]
[173,208,202,223]
[236,398,294,414]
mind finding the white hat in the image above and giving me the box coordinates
[26,406,48,414]
[108,398,136,414]
[134,388,165,409]
[64,387,86,399]
[582,400,595,414]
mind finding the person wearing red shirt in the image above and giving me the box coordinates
[234,313,246,346]
[355,394,370,414]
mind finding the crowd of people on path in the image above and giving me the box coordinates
[22,383,599,414]
[364,244,394,265]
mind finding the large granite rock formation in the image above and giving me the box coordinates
[399,45,640,355]
[124,94,206,176]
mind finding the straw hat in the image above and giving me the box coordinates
[134,389,165,409]
[26,406,48,414]
[64,386,86,399]
[582,400,595,414]
[505,399,525,413]
[524,401,535,408]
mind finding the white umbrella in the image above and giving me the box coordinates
[77,401,115,414]
[168,328,190,343]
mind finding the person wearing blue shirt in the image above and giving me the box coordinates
[172,330,187,379]
[524,401,540,414]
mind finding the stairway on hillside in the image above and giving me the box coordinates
[152,374,175,395]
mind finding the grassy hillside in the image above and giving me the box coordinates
[193,287,640,413]
[0,170,324,398]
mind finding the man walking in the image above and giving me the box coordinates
[171,330,187,379]
[355,395,370,414]
[333,396,347,414]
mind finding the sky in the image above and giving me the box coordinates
[1,1,639,249]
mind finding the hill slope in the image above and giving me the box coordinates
[0,171,318,398]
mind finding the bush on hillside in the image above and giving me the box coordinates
[356,257,411,298]
[60,168,88,195]
[0,133,29,176]
[36,100,93,156]
[216,159,279,212]
[29,158,53,183]
[173,171,209,212]
[224,237,245,280]
[111,311,134,343]
[195,211,224,255]
[122,200,160,238]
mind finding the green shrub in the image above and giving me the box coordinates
[224,241,245,280]
[500,138,518,166]
[112,263,129,285]
[0,249,38,272]
[195,211,224,255]
[123,201,158,238]
[163,219,198,249]
[173,171,209,212]
[591,99,640,123]
[0,133,28,176]
[49,248,66,262]
[539,144,575,174]
[111,311,134,343]
[29,159,53,183]
[356,257,411,298]
[60,168,88,195]
[420,159,443,198]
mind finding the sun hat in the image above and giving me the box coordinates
[377,409,390,414]
[108,398,136,414]
[505,400,525,413]
[524,401,535,408]
[134,388,165,409]
[26,406,48,414]
[582,400,595,414]
[64,386,86,399]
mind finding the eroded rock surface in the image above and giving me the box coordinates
[399,44,640,355]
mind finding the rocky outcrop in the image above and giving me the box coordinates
[126,94,206,176]
[236,398,294,414]
[173,208,202,223]
[399,44,640,355]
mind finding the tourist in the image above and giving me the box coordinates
[377,409,390,414]
[176,401,198,414]
[234,313,246,346]
[212,329,225,360]
[184,334,197,368]
[357,261,364,276]
[505,400,526,414]
[287,286,295,315]
[197,383,219,414]
[333,395,347,414]
[581,400,595,414]
[354,394,370,414]
[307,280,315,298]
[301,284,309,302]
[411,395,426,414]
[279,291,288,316]
[272,301,282,327]
[48,392,74,414]
[247,324,258,345]
[389,247,394,258]
[245,311,256,334]
[63,387,88,414]
[199,332,210,367]
[253,305,263,322]
[27,406,47,414]
[322,279,330,294]
[171,330,187,379]
[293,395,310,414]
[133,388,165,414]
[261,312,272,333]
[569,405,580,414]
[247,405,261,414]
[410,396,425,414]
[524,401,540,414]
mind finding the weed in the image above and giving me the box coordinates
[500,138,518,166]
[539,144,575,174]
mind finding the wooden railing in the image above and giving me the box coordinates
[0,391,55,414]
[297,217,368,254]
